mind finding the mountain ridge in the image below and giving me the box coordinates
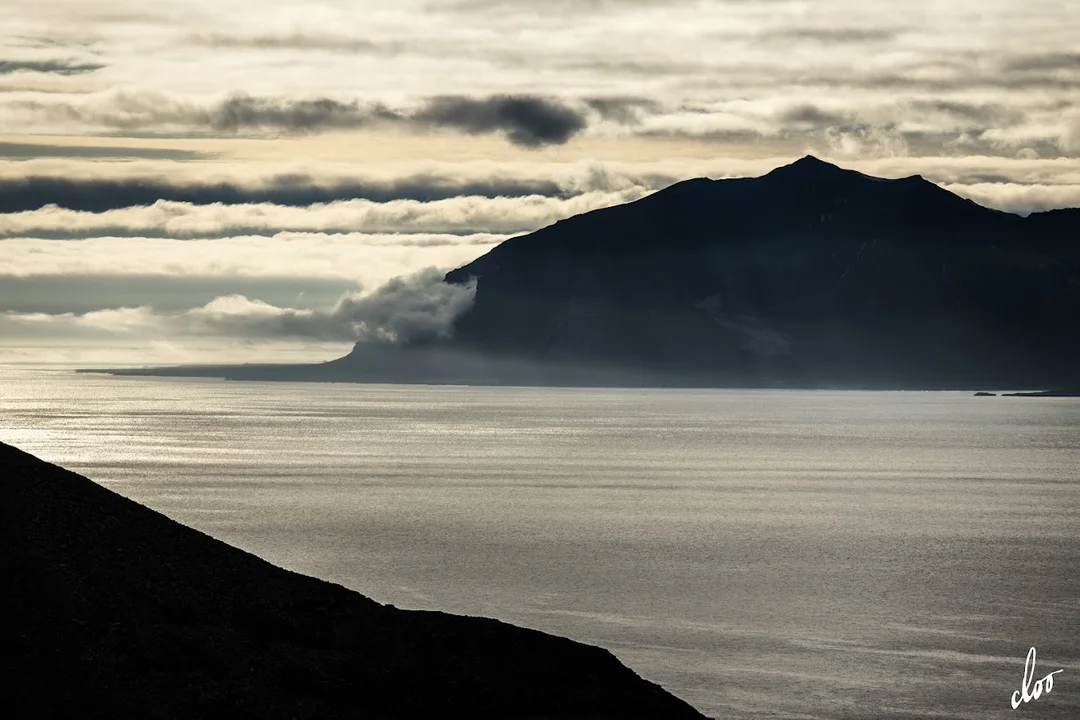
[430,155,1078,387]
[0,440,708,719]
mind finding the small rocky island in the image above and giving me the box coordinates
[0,441,708,719]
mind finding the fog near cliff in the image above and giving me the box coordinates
[331,268,477,343]
[165,266,477,343]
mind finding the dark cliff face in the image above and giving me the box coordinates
[0,441,708,719]
[443,156,1080,387]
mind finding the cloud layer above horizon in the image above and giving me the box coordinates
[1,0,1078,363]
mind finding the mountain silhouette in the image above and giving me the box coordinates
[0,440,708,719]
[430,155,1079,387]
[97,156,1080,388]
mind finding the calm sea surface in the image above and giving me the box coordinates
[2,366,1078,719]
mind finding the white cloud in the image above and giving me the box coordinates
[941,182,1080,215]
[2,0,1078,159]
[2,153,1077,200]
[0,190,648,237]
[0,233,501,285]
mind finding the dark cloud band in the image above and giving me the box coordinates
[0,142,205,161]
[0,59,104,75]
[414,95,588,147]
[29,93,597,148]
[0,174,567,213]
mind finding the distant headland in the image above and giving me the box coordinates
[85,156,1080,390]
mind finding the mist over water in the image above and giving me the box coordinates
[2,367,1078,719]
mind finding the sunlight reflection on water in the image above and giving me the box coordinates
[1,366,1078,719]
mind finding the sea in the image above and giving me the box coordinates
[1,365,1078,719]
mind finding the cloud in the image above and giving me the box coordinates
[187,32,397,54]
[821,123,910,158]
[625,96,1080,160]
[940,182,1080,215]
[7,80,1077,161]
[585,97,662,124]
[0,233,503,284]
[22,91,594,148]
[758,27,900,44]
[0,173,568,213]
[32,92,393,134]
[0,268,477,345]
[777,104,848,128]
[0,142,205,161]
[1002,53,1080,72]
[0,190,649,238]
[414,95,588,147]
[0,59,103,75]
[1,159,1076,248]
[329,267,477,343]
[10,153,1074,209]
[0,274,357,314]
[207,95,397,132]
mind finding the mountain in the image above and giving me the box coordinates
[431,155,1079,387]
[0,440,708,719]
[98,156,1080,388]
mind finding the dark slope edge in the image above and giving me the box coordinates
[0,441,707,720]
[95,155,1080,388]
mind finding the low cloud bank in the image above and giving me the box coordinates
[0,233,501,283]
[329,268,477,343]
[0,190,648,238]
[0,268,477,345]
[2,178,1075,240]
[0,174,568,213]
[940,182,1080,215]
[2,156,1076,216]
[0,59,103,75]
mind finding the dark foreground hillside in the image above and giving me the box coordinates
[0,441,707,719]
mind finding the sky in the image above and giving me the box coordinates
[1,0,1078,364]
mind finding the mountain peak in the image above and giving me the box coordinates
[792,154,834,168]
[767,154,850,179]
